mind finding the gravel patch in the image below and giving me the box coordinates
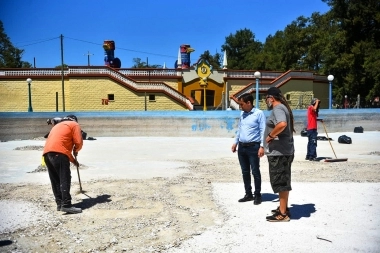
[0,200,56,234]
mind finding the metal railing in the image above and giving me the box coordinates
[227,71,283,79]
[69,67,192,110]
[233,71,316,99]
[0,69,67,76]
[0,67,179,77]
[119,69,178,76]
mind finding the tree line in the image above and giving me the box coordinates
[202,0,380,105]
[1,0,379,104]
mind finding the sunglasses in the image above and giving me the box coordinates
[266,95,273,99]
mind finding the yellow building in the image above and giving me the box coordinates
[0,65,329,112]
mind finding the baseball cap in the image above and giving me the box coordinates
[266,87,282,97]
[66,115,78,122]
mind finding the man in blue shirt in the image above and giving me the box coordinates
[231,93,266,205]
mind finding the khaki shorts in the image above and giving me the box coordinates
[267,155,294,193]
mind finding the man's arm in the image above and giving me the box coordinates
[265,121,287,144]
[232,113,243,153]
[313,99,320,111]
[72,124,83,156]
[258,111,266,157]
[258,111,266,147]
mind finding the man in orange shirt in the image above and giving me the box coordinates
[43,115,83,214]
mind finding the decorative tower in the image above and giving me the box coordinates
[103,40,121,68]
[175,44,194,69]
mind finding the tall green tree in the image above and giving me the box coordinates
[199,50,222,69]
[255,31,286,71]
[322,0,380,103]
[221,29,262,70]
[55,64,68,69]
[0,21,32,68]
[282,17,306,70]
[300,13,330,72]
[131,57,161,68]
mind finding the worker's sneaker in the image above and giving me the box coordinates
[61,206,82,214]
[309,157,319,161]
[238,194,254,202]
[305,156,310,160]
[266,211,290,222]
[271,206,291,217]
[57,205,61,211]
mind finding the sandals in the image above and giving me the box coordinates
[266,209,290,222]
[271,206,291,217]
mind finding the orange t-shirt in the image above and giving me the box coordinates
[43,120,83,163]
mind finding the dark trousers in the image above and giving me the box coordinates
[44,152,72,207]
[307,129,318,158]
[238,143,261,197]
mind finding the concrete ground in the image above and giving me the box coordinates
[0,131,379,252]
[168,182,379,253]
[1,131,378,184]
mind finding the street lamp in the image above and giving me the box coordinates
[327,74,334,109]
[345,95,348,109]
[254,71,261,108]
[202,77,208,111]
[26,78,33,112]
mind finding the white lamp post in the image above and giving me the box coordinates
[26,78,33,112]
[254,71,261,108]
[327,75,334,109]
[202,77,208,111]
[345,95,348,109]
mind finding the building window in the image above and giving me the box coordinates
[108,94,115,101]
[286,94,291,100]
[149,94,156,101]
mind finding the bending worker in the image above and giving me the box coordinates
[43,115,83,214]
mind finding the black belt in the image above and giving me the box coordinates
[239,141,260,147]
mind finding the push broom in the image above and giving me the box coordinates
[320,120,348,162]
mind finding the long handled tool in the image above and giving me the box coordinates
[74,156,84,193]
[320,120,348,162]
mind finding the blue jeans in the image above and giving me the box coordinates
[238,143,261,196]
[307,129,318,158]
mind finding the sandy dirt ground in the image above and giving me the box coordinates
[0,134,379,253]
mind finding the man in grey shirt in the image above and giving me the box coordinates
[263,87,295,222]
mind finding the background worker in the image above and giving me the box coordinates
[43,115,83,214]
[306,98,321,161]
[263,87,295,222]
[45,115,88,140]
[231,93,266,205]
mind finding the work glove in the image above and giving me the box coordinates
[73,151,78,157]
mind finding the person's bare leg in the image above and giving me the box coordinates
[279,191,289,214]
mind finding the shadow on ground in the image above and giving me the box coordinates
[289,203,316,220]
[262,193,279,202]
[74,194,112,210]
[0,240,13,247]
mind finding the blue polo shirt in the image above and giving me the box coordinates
[235,108,266,147]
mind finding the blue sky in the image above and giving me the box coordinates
[1,0,330,68]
